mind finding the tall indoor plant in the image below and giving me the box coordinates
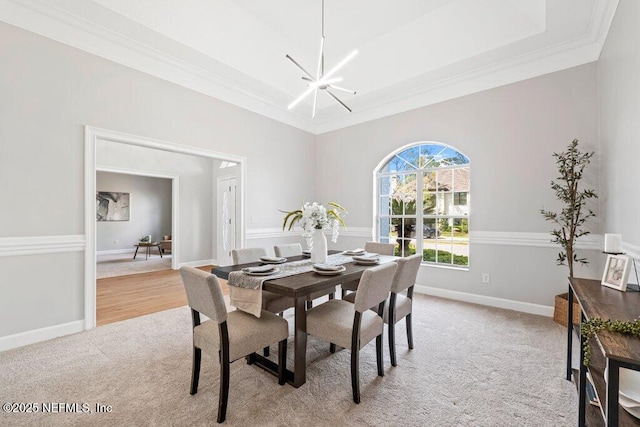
[540,138,598,278]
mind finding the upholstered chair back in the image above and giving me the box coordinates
[180,267,227,324]
[354,263,397,313]
[231,247,267,264]
[274,243,303,257]
[364,241,395,256]
[391,254,422,294]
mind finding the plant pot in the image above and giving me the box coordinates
[553,292,581,327]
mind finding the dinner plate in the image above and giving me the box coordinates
[344,249,366,256]
[312,265,346,275]
[260,256,287,264]
[243,267,279,276]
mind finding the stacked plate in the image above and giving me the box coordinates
[352,254,379,265]
[241,265,279,276]
[260,256,287,264]
[620,368,640,418]
[344,248,365,256]
[312,263,346,275]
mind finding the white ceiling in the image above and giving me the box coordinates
[0,0,619,134]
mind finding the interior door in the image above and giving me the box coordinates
[217,177,237,266]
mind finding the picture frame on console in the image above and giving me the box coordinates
[601,254,631,291]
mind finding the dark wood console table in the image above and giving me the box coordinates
[568,277,640,426]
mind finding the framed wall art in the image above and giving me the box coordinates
[601,254,631,291]
[96,191,130,221]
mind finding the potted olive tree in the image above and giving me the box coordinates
[540,139,597,326]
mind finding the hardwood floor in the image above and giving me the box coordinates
[97,266,227,326]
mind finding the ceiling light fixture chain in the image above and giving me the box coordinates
[286,0,357,118]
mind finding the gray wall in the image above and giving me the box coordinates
[96,172,172,252]
[0,21,315,341]
[316,63,601,307]
[598,0,640,260]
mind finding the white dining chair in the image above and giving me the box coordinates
[341,241,396,298]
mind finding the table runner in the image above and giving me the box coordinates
[228,253,355,317]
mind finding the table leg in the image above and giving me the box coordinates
[157,244,163,258]
[133,246,139,259]
[293,296,307,388]
[567,287,574,381]
[606,359,620,426]
[146,245,150,260]
[578,311,587,427]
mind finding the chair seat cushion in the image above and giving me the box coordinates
[194,310,289,362]
[342,292,412,324]
[385,293,412,324]
[262,290,294,314]
[306,299,383,350]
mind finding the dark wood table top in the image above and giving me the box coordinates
[212,251,398,299]
[570,277,640,365]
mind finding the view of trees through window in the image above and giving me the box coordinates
[377,143,470,267]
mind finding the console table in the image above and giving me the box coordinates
[567,277,640,426]
[133,242,163,260]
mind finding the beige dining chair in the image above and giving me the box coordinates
[180,267,288,423]
[344,254,422,366]
[231,248,294,357]
[306,262,398,403]
[341,241,396,298]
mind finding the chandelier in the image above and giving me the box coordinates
[286,0,357,117]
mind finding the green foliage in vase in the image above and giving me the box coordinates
[540,139,598,278]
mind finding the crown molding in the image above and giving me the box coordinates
[0,0,618,135]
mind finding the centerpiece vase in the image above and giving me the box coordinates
[311,228,327,263]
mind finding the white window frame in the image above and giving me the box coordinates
[373,142,470,269]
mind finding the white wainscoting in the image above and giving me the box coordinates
[246,227,372,240]
[470,231,601,250]
[0,235,85,257]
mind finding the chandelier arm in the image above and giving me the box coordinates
[285,55,315,80]
[324,89,352,113]
[327,84,356,95]
[288,86,315,110]
[312,88,319,118]
[320,50,358,82]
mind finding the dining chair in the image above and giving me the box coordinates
[231,248,294,356]
[306,262,398,403]
[180,267,288,423]
[341,241,396,298]
[273,243,336,309]
[344,254,422,366]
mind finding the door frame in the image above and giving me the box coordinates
[84,126,246,330]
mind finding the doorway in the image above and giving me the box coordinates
[84,126,246,330]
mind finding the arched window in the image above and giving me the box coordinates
[376,142,470,267]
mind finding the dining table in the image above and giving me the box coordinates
[211,250,398,388]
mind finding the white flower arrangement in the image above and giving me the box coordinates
[282,201,347,243]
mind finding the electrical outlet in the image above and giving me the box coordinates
[482,273,490,284]
[113,240,118,245]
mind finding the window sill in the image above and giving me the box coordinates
[420,262,469,272]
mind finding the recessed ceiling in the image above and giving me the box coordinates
[0,0,619,133]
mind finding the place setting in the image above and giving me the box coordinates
[259,255,288,264]
[312,263,346,275]
[241,264,280,276]
[352,253,380,265]
[343,248,365,256]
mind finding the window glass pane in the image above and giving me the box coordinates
[379,196,391,216]
[380,155,416,173]
[396,146,420,169]
[379,175,392,196]
[435,193,447,215]
[453,167,470,192]
[423,191,436,214]
[391,174,417,215]
[436,170,453,192]
[379,218,394,243]
[394,218,416,257]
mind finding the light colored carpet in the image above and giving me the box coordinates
[0,295,577,426]
[97,253,172,279]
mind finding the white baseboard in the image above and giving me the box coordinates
[178,259,215,268]
[0,320,85,353]
[96,248,136,255]
[414,285,554,317]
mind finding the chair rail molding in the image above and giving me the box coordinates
[246,227,372,240]
[0,235,85,257]
[470,231,601,250]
